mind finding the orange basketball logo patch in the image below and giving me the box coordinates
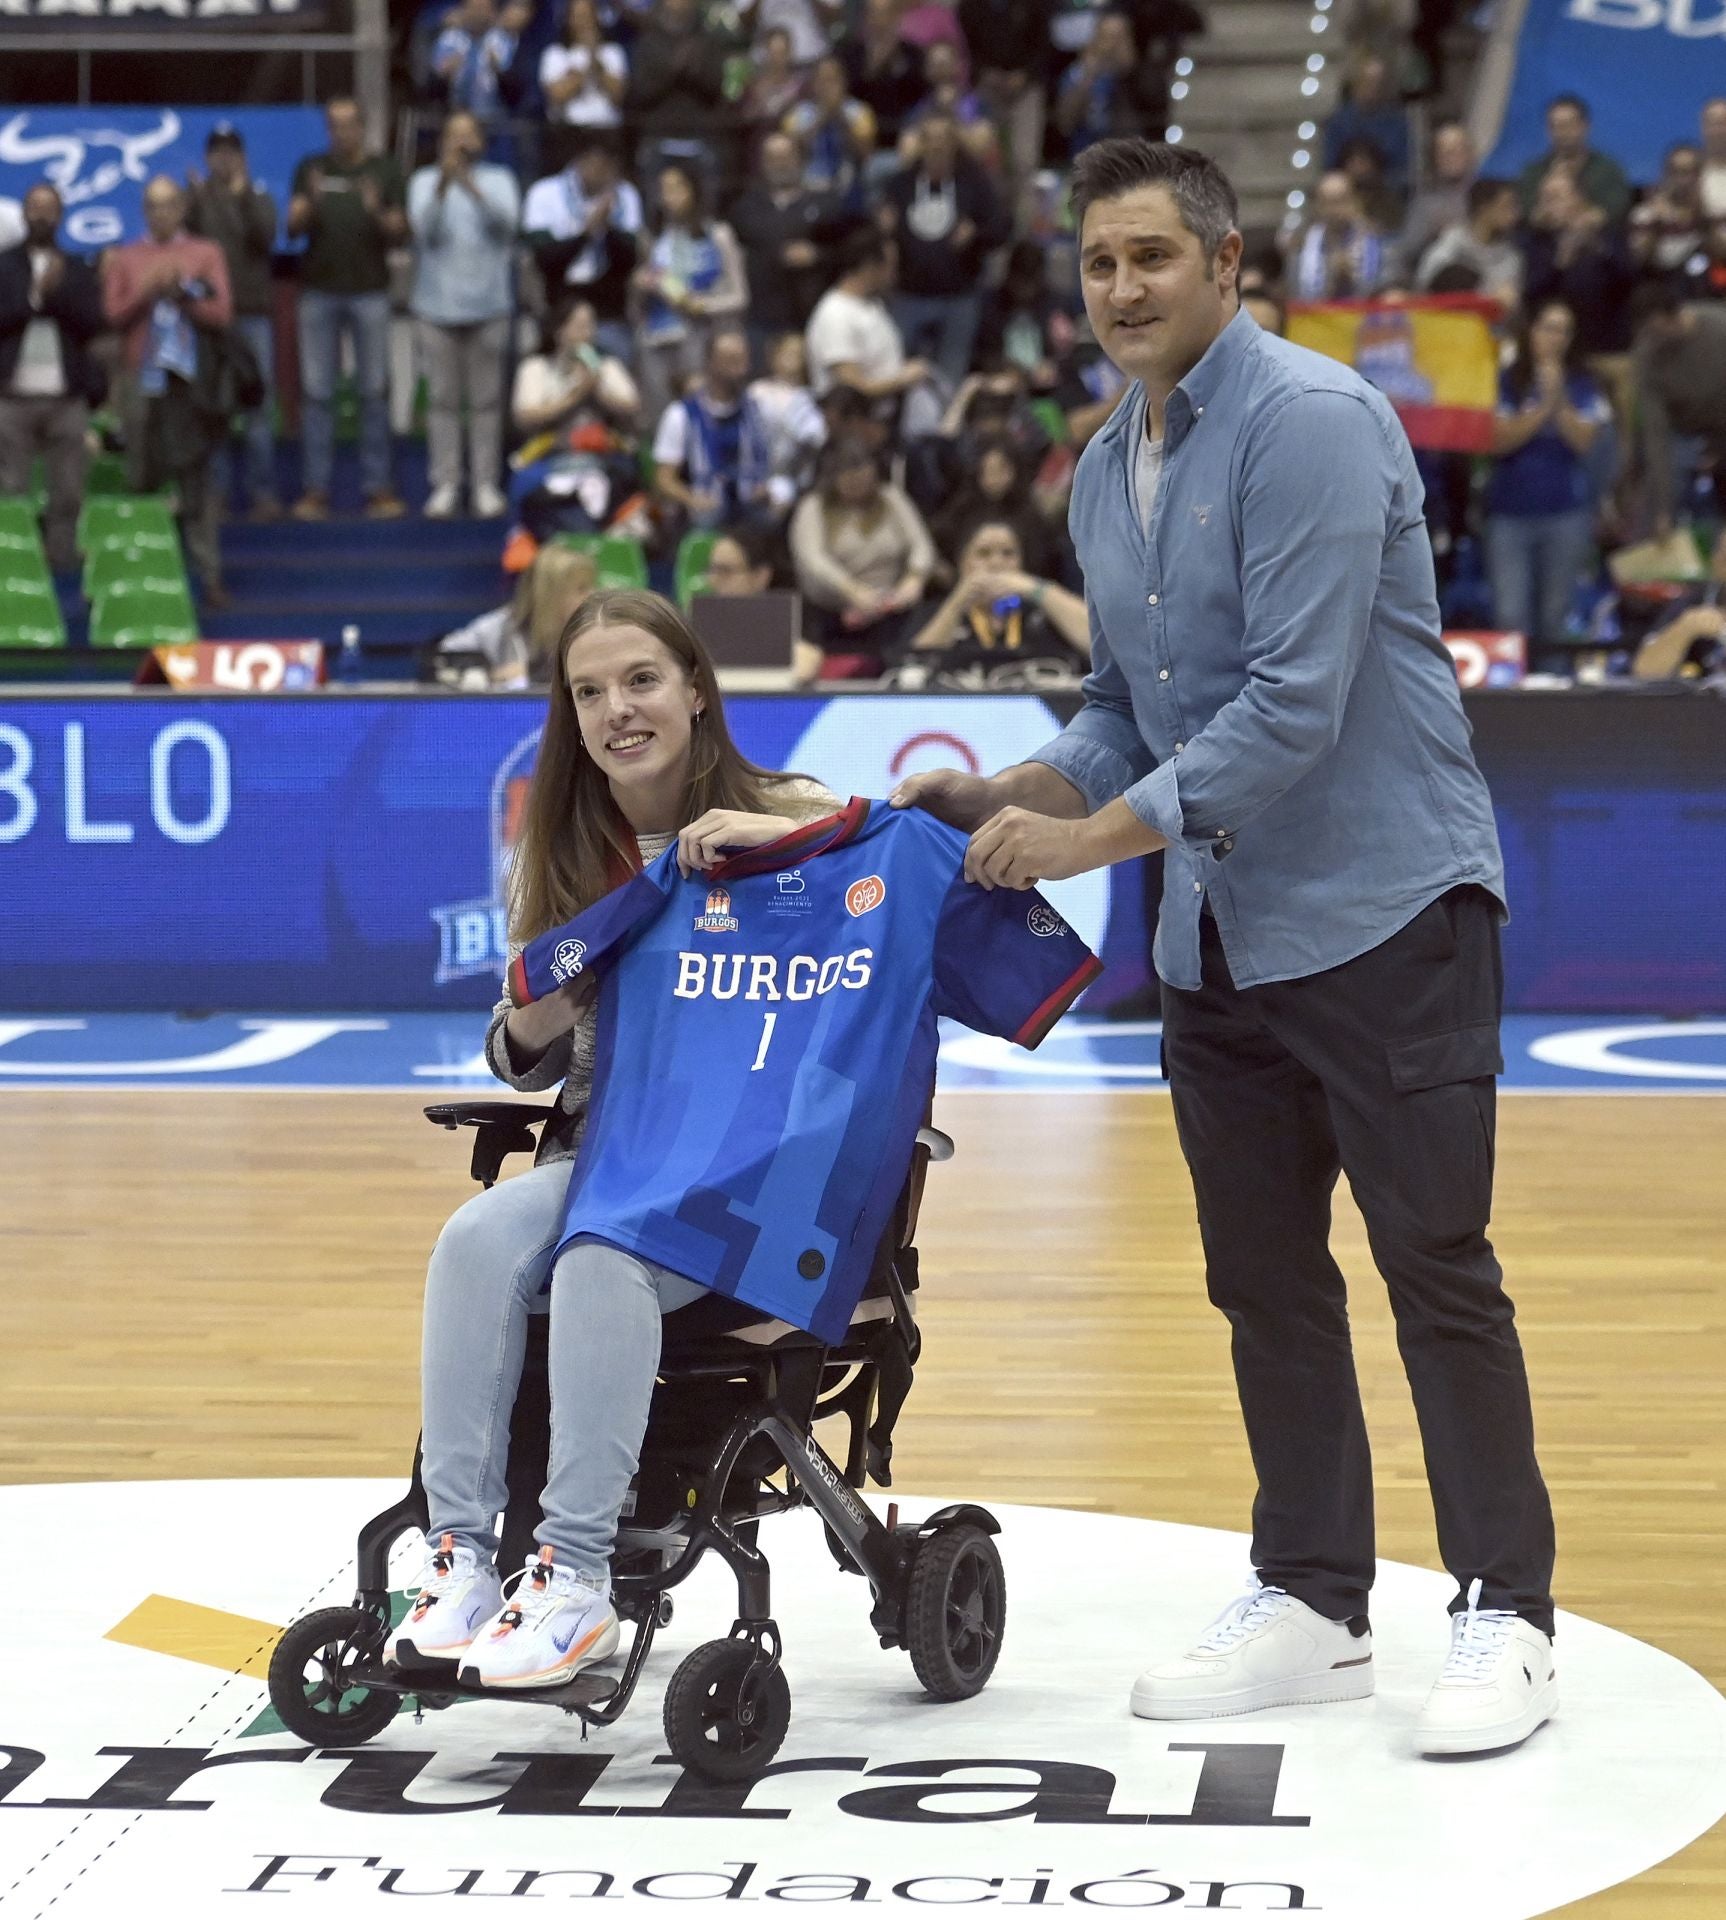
[845,875,887,918]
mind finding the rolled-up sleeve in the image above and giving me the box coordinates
[1120,388,1390,852]
[1026,588,1158,811]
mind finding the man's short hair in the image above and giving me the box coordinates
[206,122,244,153]
[1466,176,1514,217]
[1070,137,1239,261]
[1547,92,1590,121]
[837,226,892,278]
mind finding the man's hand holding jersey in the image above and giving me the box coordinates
[891,768,1166,891]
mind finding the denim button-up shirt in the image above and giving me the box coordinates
[1029,306,1505,991]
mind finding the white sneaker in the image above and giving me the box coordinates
[460,1547,619,1690]
[423,484,460,519]
[1415,1580,1557,1755]
[1130,1577,1374,1721]
[472,482,508,519]
[384,1533,503,1666]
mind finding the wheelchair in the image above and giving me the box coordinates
[267,1097,1007,1783]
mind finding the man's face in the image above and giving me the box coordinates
[143,179,184,243]
[444,113,483,164]
[576,148,613,192]
[1704,101,1726,159]
[1315,172,1357,228]
[207,140,244,187]
[1666,148,1702,200]
[1094,14,1135,69]
[1482,186,1519,239]
[924,43,957,89]
[327,101,365,159]
[1547,103,1587,158]
[919,117,957,175]
[23,187,60,248]
[1433,125,1474,183]
[708,333,750,392]
[658,0,696,29]
[1079,184,1241,394]
[760,134,801,192]
[813,60,845,110]
[1536,172,1581,228]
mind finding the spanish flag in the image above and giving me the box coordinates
[1286,294,1502,454]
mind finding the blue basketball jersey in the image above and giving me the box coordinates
[511,798,1102,1341]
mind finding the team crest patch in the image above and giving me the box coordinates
[694,886,740,934]
[550,939,587,982]
[1027,904,1067,938]
[845,875,887,918]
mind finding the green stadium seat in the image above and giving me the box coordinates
[0,497,40,549]
[84,453,133,496]
[0,572,67,648]
[84,542,190,601]
[78,495,177,553]
[550,531,650,592]
[675,529,719,608]
[1029,397,1071,447]
[89,577,198,650]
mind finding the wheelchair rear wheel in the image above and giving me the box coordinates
[267,1606,401,1746]
[663,1636,791,1782]
[906,1524,1006,1699]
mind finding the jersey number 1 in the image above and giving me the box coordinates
[750,1010,778,1072]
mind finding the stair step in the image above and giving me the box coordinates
[1200,1,1337,61]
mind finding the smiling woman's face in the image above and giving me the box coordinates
[564,623,702,795]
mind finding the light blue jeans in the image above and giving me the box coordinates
[297,288,393,498]
[419,1159,706,1583]
[1483,508,1595,651]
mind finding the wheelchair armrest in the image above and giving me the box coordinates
[914,1125,954,1163]
[424,1101,560,1188]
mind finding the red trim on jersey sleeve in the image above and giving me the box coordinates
[1013,953,1105,1049]
[509,952,532,1007]
[711,795,871,881]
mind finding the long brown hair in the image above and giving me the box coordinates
[509,587,808,943]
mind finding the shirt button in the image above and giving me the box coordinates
[1222,838,1233,850]
[1174,740,1184,752]
[1215,828,1226,838]
[1193,881,1203,893]
[1158,668,1169,681]
[1147,593,1159,606]
[1195,405,1204,417]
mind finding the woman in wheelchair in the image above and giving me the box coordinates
[384,588,839,1690]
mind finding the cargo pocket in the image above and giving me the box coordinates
[1382,1022,1502,1245]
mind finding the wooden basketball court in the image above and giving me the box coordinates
[4,1085,1722,1915]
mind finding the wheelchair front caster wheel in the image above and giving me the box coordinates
[267,1606,401,1746]
[657,1594,675,1629]
[906,1524,1005,1700]
[663,1637,791,1782]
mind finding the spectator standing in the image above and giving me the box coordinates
[1700,97,1726,221]
[786,53,880,200]
[631,161,749,421]
[789,437,934,665]
[0,184,106,574]
[522,138,643,362]
[1629,143,1709,292]
[1400,120,1477,267]
[626,0,735,186]
[880,107,1010,389]
[287,98,408,520]
[956,0,1053,213]
[186,123,279,518]
[1321,52,1410,201]
[804,229,928,402]
[409,111,522,519]
[651,324,772,532]
[539,0,629,132]
[739,30,810,141]
[1628,284,1726,536]
[101,174,233,601]
[1515,94,1631,226]
[746,330,826,513]
[1415,177,1522,307]
[1285,171,1392,300]
[1520,169,1633,358]
[727,129,841,362]
[841,0,926,157]
[901,42,998,167]
[434,0,531,125]
[976,237,1075,390]
[1054,10,1169,159]
[1483,299,1608,668]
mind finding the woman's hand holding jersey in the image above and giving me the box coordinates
[675,809,800,876]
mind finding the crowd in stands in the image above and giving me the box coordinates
[3,0,1724,684]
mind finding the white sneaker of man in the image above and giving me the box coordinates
[423,484,460,519]
[384,1533,503,1666]
[1415,1580,1557,1756]
[1130,1577,1374,1721]
[460,1546,619,1689]
[472,482,508,519]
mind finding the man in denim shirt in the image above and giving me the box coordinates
[894,138,1556,1758]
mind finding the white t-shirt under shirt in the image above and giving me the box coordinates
[804,286,903,396]
[10,248,67,398]
[538,41,628,126]
[1129,420,1164,538]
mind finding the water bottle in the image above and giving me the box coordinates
[340,624,361,683]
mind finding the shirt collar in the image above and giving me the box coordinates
[1102,302,1260,454]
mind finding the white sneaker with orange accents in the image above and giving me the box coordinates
[460,1547,619,1690]
[384,1534,503,1667]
